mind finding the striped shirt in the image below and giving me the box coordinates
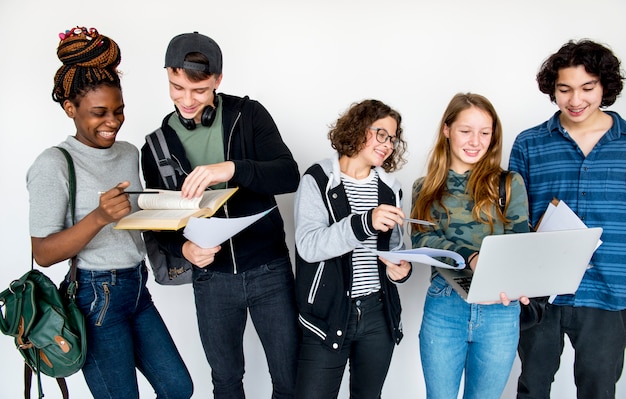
[342,170,381,298]
[509,111,626,311]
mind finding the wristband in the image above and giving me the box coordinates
[468,252,479,264]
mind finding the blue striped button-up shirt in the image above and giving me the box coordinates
[509,111,626,311]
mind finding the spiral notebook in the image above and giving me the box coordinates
[438,228,603,303]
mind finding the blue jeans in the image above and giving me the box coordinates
[74,263,192,399]
[517,303,626,399]
[295,291,395,399]
[419,275,520,399]
[193,256,299,399]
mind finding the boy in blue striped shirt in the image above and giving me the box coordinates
[509,40,626,399]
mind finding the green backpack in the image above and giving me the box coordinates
[0,147,87,399]
[0,267,86,375]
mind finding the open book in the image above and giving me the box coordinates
[114,187,238,230]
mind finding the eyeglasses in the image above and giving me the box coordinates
[369,127,399,149]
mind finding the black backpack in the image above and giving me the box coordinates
[143,128,193,285]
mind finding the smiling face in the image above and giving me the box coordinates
[555,65,605,129]
[355,116,398,168]
[444,106,493,173]
[167,68,222,123]
[63,85,124,149]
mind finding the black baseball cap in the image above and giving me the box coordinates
[164,32,222,75]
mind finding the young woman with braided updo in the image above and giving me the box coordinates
[27,27,193,399]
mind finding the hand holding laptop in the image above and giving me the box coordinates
[500,293,531,306]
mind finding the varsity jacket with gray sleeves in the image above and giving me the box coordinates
[294,155,410,351]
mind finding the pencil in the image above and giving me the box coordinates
[403,217,436,226]
[98,191,160,195]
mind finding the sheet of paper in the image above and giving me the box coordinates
[538,202,557,229]
[371,247,465,269]
[183,206,275,248]
[538,200,585,231]
[537,200,602,247]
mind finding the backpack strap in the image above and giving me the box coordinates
[23,147,79,399]
[23,367,68,399]
[146,128,178,190]
[498,170,511,214]
[24,146,77,399]
[54,147,78,283]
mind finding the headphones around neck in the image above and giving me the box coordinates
[176,93,219,130]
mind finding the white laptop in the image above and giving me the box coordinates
[438,228,603,303]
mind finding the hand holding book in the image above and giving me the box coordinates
[114,187,238,230]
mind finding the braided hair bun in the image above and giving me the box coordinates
[52,27,122,105]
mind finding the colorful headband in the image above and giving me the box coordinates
[58,26,99,42]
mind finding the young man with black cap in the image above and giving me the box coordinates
[141,31,300,398]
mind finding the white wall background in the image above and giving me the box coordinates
[1,1,625,398]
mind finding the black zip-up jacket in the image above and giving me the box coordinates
[141,93,300,274]
[295,163,406,352]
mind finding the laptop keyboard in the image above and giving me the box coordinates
[454,276,472,292]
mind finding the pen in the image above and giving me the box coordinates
[98,191,160,195]
[403,217,436,226]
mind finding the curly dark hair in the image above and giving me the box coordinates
[537,39,624,107]
[52,27,122,107]
[328,99,407,172]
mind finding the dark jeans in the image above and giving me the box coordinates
[517,303,626,399]
[74,264,193,399]
[193,256,299,399]
[295,291,395,399]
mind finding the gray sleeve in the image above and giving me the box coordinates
[294,173,362,263]
[27,149,71,237]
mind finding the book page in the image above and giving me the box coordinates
[115,188,238,230]
[198,188,238,210]
[138,190,201,210]
[126,209,200,220]
[138,188,238,210]
[114,209,204,230]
